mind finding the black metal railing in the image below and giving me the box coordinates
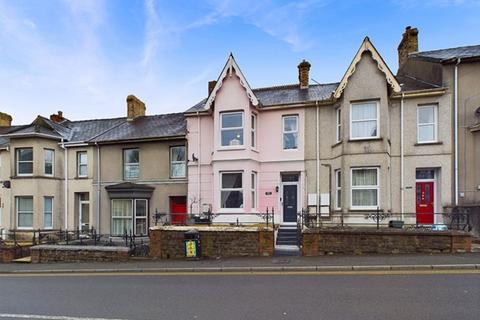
[298,209,472,232]
[153,209,275,229]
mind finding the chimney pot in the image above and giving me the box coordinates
[126,95,146,120]
[0,112,12,127]
[398,26,419,72]
[298,59,311,89]
[208,80,217,96]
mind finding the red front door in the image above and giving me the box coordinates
[170,196,187,225]
[416,182,434,224]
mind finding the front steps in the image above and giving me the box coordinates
[275,225,301,256]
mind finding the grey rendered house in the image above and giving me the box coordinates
[0,96,187,236]
[397,28,480,209]
[304,32,452,225]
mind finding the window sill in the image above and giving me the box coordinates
[348,137,382,142]
[414,141,443,146]
[169,177,187,180]
[218,147,246,151]
[76,176,89,179]
[12,175,60,180]
[331,141,342,148]
[282,148,299,152]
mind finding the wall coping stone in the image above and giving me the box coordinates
[150,226,273,232]
[302,228,470,237]
[30,245,130,252]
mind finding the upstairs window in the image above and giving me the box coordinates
[251,114,257,149]
[170,146,186,178]
[16,148,33,176]
[417,105,438,143]
[123,149,139,180]
[220,172,243,209]
[77,152,88,177]
[336,108,341,142]
[44,149,54,176]
[283,115,298,150]
[221,112,244,147]
[350,102,378,139]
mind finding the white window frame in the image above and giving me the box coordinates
[350,101,379,140]
[43,197,53,229]
[335,169,341,210]
[79,193,90,231]
[417,105,438,143]
[123,148,139,180]
[220,171,244,211]
[134,199,148,236]
[336,108,341,142]
[282,115,299,150]
[16,147,33,176]
[251,113,257,149]
[251,171,257,210]
[43,149,54,177]
[111,199,133,236]
[170,146,187,179]
[16,196,33,230]
[220,112,244,149]
[350,167,380,210]
[77,151,88,178]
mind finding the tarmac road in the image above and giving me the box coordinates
[0,270,479,320]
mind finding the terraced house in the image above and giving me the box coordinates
[185,28,457,227]
[0,97,187,237]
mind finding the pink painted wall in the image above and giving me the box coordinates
[187,70,305,223]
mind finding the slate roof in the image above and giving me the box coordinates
[0,113,186,145]
[409,45,480,63]
[395,75,441,91]
[90,113,186,143]
[185,83,339,113]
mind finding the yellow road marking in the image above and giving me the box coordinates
[0,269,479,277]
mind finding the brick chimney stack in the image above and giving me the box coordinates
[208,80,217,96]
[298,60,311,89]
[50,111,65,123]
[126,95,146,120]
[398,26,418,71]
[0,112,12,127]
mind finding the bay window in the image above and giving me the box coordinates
[16,196,33,229]
[283,115,298,150]
[417,105,437,143]
[220,172,243,209]
[123,149,139,180]
[251,114,257,149]
[351,168,379,209]
[16,148,33,175]
[44,197,53,229]
[335,170,341,210]
[251,172,257,209]
[111,199,148,236]
[221,112,244,147]
[170,146,186,178]
[44,149,54,176]
[350,102,378,139]
[336,108,341,142]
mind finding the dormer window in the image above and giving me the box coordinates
[221,112,244,148]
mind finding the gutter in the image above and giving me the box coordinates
[454,58,461,206]
[60,139,68,229]
[400,93,405,219]
[391,88,447,99]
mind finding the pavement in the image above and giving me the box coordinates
[2,252,480,273]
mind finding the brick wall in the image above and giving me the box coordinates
[149,226,274,259]
[30,245,130,263]
[302,228,472,256]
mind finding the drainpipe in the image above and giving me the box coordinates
[400,93,405,220]
[316,101,320,216]
[197,111,201,215]
[96,142,101,232]
[61,139,68,229]
[454,58,461,206]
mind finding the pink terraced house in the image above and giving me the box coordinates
[185,55,313,224]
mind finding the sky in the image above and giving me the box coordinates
[0,0,479,124]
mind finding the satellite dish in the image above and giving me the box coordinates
[475,107,480,118]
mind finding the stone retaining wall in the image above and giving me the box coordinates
[302,228,472,256]
[0,245,30,263]
[150,226,274,259]
[30,245,130,263]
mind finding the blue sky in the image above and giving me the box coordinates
[1,0,479,124]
